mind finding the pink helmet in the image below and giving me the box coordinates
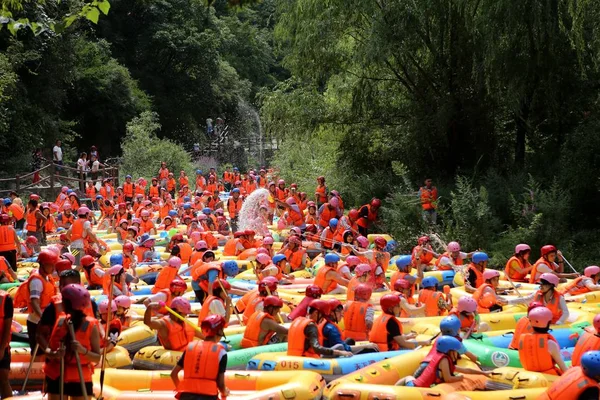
[356,236,369,248]
[528,306,553,328]
[62,203,72,210]
[539,273,559,286]
[140,210,150,217]
[168,257,182,268]
[515,244,531,254]
[195,240,208,250]
[170,297,192,315]
[585,266,600,278]
[447,241,460,252]
[114,295,131,308]
[329,197,339,208]
[278,179,285,185]
[77,207,90,215]
[355,263,372,276]
[286,197,296,205]
[483,269,500,281]
[256,253,272,265]
[345,256,360,267]
[61,284,91,311]
[256,248,269,256]
[99,299,117,314]
[189,231,201,243]
[263,236,274,245]
[457,296,477,313]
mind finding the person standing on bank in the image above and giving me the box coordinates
[52,140,63,174]
[418,178,438,225]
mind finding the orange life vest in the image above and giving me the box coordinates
[227,198,242,219]
[70,219,86,242]
[223,238,240,256]
[178,242,193,264]
[159,168,169,180]
[345,277,362,301]
[44,315,96,382]
[343,301,371,341]
[529,257,557,284]
[0,226,16,252]
[315,185,327,204]
[8,203,24,221]
[152,266,179,294]
[284,248,305,271]
[177,340,225,397]
[287,317,321,358]
[538,366,598,400]
[435,251,463,270]
[466,264,485,288]
[318,207,336,229]
[419,186,438,210]
[571,329,600,367]
[19,273,56,313]
[197,296,227,327]
[240,311,276,349]
[26,208,39,232]
[320,227,335,249]
[411,245,434,265]
[314,265,338,294]
[412,351,455,388]
[123,182,134,198]
[505,256,531,282]
[509,316,533,350]
[449,308,475,332]
[286,207,304,227]
[518,333,561,375]
[472,283,496,313]
[158,316,195,351]
[236,290,258,314]
[559,276,589,296]
[369,314,401,352]
[242,295,264,324]
[223,171,233,184]
[83,266,104,287]
[533,290,563,324]
[357,204,377,229]
[418,288,445,317]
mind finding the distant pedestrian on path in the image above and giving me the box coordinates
[418,178,438,225]
[52,140,63,173]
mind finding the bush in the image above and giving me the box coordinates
[121,112,194,181]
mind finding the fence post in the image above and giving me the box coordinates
[49,163,55,199]
[15,174,20,193]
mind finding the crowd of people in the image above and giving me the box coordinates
[0,161,598,399]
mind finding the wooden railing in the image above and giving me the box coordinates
[0,162,119,199]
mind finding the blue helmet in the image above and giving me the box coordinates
[67,190,75,195]
[324,253,340,264]
[472,252,489,264]
[436,336,463,354]
[395,255,412,270]
[168,210,178,217]
[96,195,103,200]
[196,170,202,175]
[202,208,212,215]
[183,202,192,210]
[421,276,438,288]
[125,175,132,179]
[3,198,11,206]
[440,315,461,336]
[233,167,239,172]
[231,188,240,194]
[329,218,338,228]
[384,240,397,253]
[109,253,123,267]
[272,254,286,264]
[581,351,600,378]
[184,196,191,202]
[222,261,239,277]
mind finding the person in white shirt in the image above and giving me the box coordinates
[52,140,63,172]
[76,152,89,191]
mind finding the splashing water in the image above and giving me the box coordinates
[239,188,270,235]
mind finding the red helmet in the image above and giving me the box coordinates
[305,224,317,233]
[213,279,231,291]
[172,234,184,241]
[308,299,330,316]
[201,314,226,337]
[123,243,134,252]
[258,276,278,294]
[594,314,600,332]
[26,236,38,245]
[55,259,72,274]
[528,306,553,328]
[374,237,387,249]
[540,245,557,257]
[345,256,360,267]
[170,297,192,315]
[263,296,284,308]
[418,235,430,245]
[37,250,58,266]
[527,301,544,313]
[118,203,126,209]
[328,299,343,312]
[288,236,301,245]
[0,214,9,224]
[354,284,372,301]
[380,294,401,313]
[61,284,91,311]
[81,255,95,268]
[169,279,187,293]
[393,279,411,291]
[348,209,359,220]
[305,285,323,299]
[370,198,381,208]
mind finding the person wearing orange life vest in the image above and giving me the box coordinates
[146,297,201,351]
[511,273,570,325]
[411,235,438,271]
[287,299,352,358]
[472,270,509,313]
[304,201,318,225]
[223,231,246,256]
[114,295,137,330]
[25,196,46,248]
[561,265,600,296]
[572,315,600,367]
[97,299,120,353]
[277,197,306,229]
[343,284,374,341]
[280,236,307,271]
[0,213,20,272]
[315,176,328,207]
[464,252,489,294]
[345,263,372,301]
[334,255,360,281]
[398,336,489,387]
[179,170,189,191]
[506,301,545,350]
[227,188,243,232]
[435,241,475,271]
[418,178,438,224]
[241,296,288,349]
[517,306,568,375]
[393,279,426,317]
[171,314,229,400]
[370,294,432,352]
[315,253,349,295]
[197,280,232,326]
[67,207,101,266]
[539,350,600,400]
[529,245,579,284]
[418,277,451,317]
[242,277,278,324]
[504,243,534,282]
[356,198,381,236]
[166,172,177,197]
[43,284,101,399]
[80,254,105,290]
[152,257,183,294]
[450,296,489,339]
[320,218,340,251]
[321,299,379,354]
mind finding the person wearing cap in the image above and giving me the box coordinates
[0,213,20,271]
[66,207,99,266]
[171,315,229,400]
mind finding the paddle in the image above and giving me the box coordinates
[159,302,202,333]
[98,265,121,400]
[20,343,38,393]
[217,279,244,326]
[265,286,285,324]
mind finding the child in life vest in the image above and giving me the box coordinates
[323,299,378,354]
[517,306,568,375]
[314,253,349,295]
[418,277,451,317]
[171,315,229,400]
[114,295,138,330]
[538,350,600,400]
[437,315,478,363]
[471,269,509,313]
[98,299,121,353]
[397,336,490,387]
[145,297,202,351]
[287,284,322,321]
[571,314,600,367]
[507,301,544,350]
[504,243,534,282]
[450,296,489,339]
[343,283,374,341]
[393,279,425,317]
[241,295,288,349]
[345,263,372,301]
[561,265,600,297]
[509,273,570,325]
